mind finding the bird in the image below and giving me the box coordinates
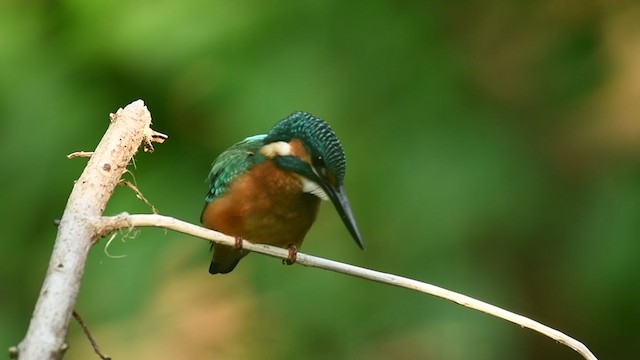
[200,111,364,274]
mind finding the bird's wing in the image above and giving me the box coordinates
[203,134,267,205]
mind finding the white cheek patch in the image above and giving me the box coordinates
[261,142,328,200]
[260,141,292,158]
[299,176,329,201]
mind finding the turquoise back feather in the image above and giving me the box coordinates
[203,134,267,205]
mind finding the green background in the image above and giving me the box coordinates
[2,1,638,359]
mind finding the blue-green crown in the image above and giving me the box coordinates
[265,111,347,183]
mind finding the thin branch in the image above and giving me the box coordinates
[16,100,158,360]
[72,311,110,360]
[96,213,598,360]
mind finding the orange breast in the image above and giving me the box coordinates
[201,160,321,248]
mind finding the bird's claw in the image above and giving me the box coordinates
[283,244,298,265]
[233,236,243,250]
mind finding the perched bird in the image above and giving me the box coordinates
[201,111,364,274]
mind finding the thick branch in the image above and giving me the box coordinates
[17,101,157,360]
[97,213,597,360]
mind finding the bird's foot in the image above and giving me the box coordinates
[233,236,243,250]
[283,244,298,265]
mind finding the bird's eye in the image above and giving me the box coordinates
[312,156,330,179]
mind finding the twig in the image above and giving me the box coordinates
[72,311,110,360]
[119,179,159,214]
[97,213,598,360]
[17,100,157,360]
[142,127,168,152]
[67,151,94,159]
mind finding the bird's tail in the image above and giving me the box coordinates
[209,243,249,274]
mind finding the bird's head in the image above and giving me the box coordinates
[261,111,364,250]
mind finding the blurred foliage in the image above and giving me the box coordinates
[2,0,639,359]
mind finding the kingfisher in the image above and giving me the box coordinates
[200,111,364,274]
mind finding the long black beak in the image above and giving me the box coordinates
[317,176,365,250]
